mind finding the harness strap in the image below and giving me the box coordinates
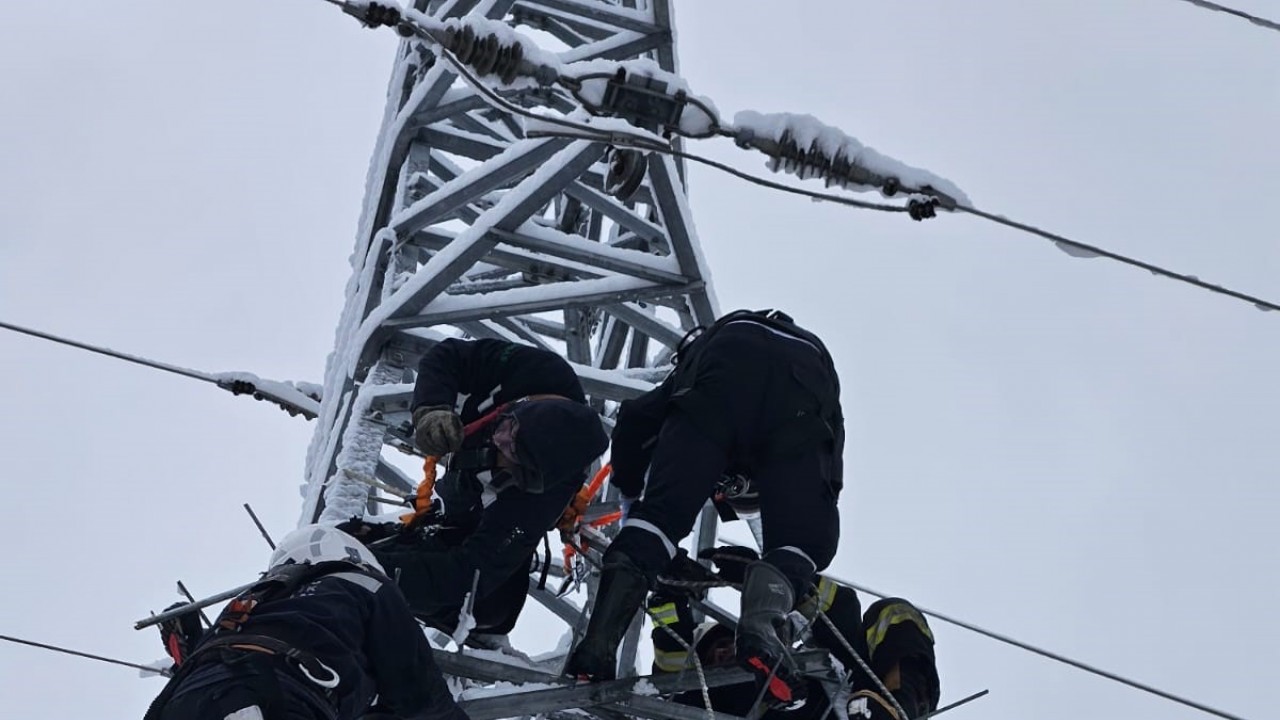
[461,393,573,438]
[192,634,341,694]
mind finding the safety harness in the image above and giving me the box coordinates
[399,393,575,529]
[143,561,368,720]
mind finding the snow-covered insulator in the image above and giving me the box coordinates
[362,2,402,28]
[733,126,959,210]
[771,129,888,190]
[441,23,555,85]
[605,148,647,201]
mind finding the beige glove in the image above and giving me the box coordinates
[413,405,464,456]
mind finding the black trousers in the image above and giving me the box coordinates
[610,321,841,595]
[375,467,577,634]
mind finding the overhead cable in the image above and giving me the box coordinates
[831,575,1254,720]
[1174,0,1280,33]
[0,318,319,419]
[0,318,218,385]
[0,633,169,677]
[954,205,1280,313]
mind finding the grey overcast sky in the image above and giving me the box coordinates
[1,1,1277,719]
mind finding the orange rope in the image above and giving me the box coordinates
[400,455,439,525]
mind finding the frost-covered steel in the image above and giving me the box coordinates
[302,0,718,546]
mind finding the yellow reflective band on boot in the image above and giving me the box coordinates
[654,648,690,672]
[649,601,680,626]
[866,602,933,657]
[798,576,838,619]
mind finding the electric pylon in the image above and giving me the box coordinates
[299,0,725,698]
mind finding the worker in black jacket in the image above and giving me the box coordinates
[649,552,939,720]
[144,525,467,720]
[566,309,845,708]
[367,338,609,638]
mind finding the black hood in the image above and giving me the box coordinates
[509,398,609,491]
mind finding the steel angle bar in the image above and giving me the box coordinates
[688,596,738,632]
[564,182,667,245]
[571,368,653,401]
[391,137,574,237]
[458,659,800,720]
[492,226,688,284]
[385,278,703,329]
[596,314,629,370]
[489,142,609,233]
[435,651,561,685]
[387,142,609,318]
[456,320,522,344]
[559,31,666,64]
[435,0,517,22]
[604,302,686,348]
[518,315,566,339]
[516,6,614,41]
[450,277,538,294]
[526,13,601,46]
[424,127,507,162]
[621,696,744,720]
[410,228,610,282]
[647,153,717,324]
[491,317,557,351]
[650,0,676,71]
[374,460,417,494]
[450,108,520,144]
[515,0,660,34]
[367,386,416,414]
[408,93,491,128]
[369,63,464,235]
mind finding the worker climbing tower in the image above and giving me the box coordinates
[302,0,718,529]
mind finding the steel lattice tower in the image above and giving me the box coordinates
[299,0,728,701]
[303,0,717,521]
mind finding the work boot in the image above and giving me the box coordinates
[736,560,806,707]
[564,551,650,681]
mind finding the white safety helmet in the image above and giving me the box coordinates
[268,524,385,574]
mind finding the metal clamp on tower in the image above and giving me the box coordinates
[578,68,691,134]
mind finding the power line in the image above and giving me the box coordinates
[0,318,319,419]
[954,205,1280,313]
[1174,0,1280,33]
[0,633,169,677]
[0,319,218,385]
[832,575,1254,720]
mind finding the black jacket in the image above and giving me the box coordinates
[412,338,587,420]
[610,309,845,498]
[152,564,463,720]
